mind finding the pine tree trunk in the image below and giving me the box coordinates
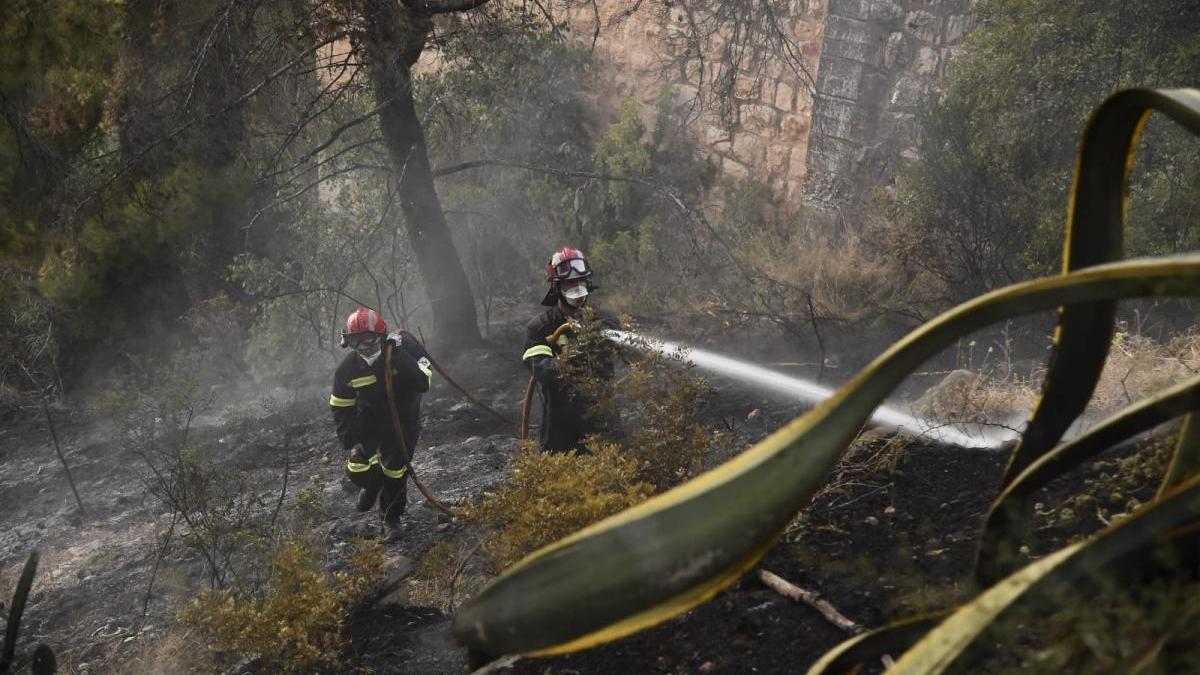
[358,0,482,352]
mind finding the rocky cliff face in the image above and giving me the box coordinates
[564,0,974,205]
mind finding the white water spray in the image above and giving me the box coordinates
[606,330,1018,449]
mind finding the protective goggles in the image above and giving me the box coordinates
[344,333,382,349]
[553,258,590,279]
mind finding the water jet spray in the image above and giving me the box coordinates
[606,330,1018,449]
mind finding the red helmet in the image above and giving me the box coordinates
[343,307,387,338]
[545,246,592,282]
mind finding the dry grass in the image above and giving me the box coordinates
[739,214,943,328]
[908,331,1200,436]
[1092,332,1200,414]
[910,368,1039,428]
[96,628,210,675]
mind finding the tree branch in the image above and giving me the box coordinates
[401,0,492,14]
[757,569,861,633]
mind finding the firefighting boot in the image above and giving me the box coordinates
[356,487,379,512]
[380,481,407,528]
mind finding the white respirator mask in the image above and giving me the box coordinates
[561,284,589,308]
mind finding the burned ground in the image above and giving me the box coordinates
[0,324,1157,675]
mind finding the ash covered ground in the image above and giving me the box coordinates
[0,320,1119,675]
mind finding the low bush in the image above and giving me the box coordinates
[456,442,653,572]
[180,536,385,673]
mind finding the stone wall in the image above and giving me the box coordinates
[553,0,973,204]
[804,0,974,201]
[566,1,828,204]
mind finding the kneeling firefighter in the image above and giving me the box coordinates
[522,247,620,453]
[329,307,432,526]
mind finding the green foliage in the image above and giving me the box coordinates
[180,537,386,673]
[894,0,1200,299]
[0,0,121,226]
[578,92,712,313]
[556,311,722,490]
[457,443,653,572]
[588,217,659,311]
[39,162,251,308]
[592,97,652,215]
[289,476,327,525]
[421,6,590,167]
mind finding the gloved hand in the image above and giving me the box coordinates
[348,443,368,463]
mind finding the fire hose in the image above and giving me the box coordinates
[382,333,524,516]
[379,322,573,513]
[384,339,454,516]
[519,322,574,441]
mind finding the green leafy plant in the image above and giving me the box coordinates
[564,316,722,491]
[180,537,385,673]
[452,88,1200,669]
[456,443,653,573]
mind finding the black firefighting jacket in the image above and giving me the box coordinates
[522,305,619,452]
[330,332,431,452]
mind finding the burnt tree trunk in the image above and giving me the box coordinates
[357,0,483,352]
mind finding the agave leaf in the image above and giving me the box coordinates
[1,551,39,674]
[978,370,1200,582]
[805,613,946,675]
[453,255,1200,658]
[1002,88,1200,489]
[887,474,1200,674]
[29,643,56,675]
[1158,413,1200,497]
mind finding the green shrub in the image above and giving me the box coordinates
[565,315,722,491]
[180,537,385,673]
[457,443,653,572]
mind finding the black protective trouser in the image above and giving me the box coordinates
[345,424,418,516]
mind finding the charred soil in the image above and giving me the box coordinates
[0,330,1162,674]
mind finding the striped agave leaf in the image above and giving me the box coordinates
[804,613,946,675]
[1158,413,1200,497]
[977,370,1200,576]
[453,256,1200,657]
[883,473,1200,674]
[1,552,40,674]
[998,88,1200,491]
[977,87,1200,584]
[453,87,1200,660]
[827,375,1200,674]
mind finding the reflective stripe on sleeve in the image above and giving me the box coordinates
[523,345,554,361]
[417,356,433,384]
[379,460,408,479]
[347,453,380,473]
[349,374,377,388]
[330,394,356,407]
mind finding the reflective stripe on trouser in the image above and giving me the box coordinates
[346,453,380,473]
[344,436,415,514]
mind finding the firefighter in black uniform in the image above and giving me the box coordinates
[522,247,620,453]
[329,307,432,526]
